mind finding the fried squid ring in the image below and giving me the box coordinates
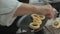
[33,18,42,25]
[29,23,40,30]
[39,15,45,20]
[52,20,60,28]
[31,14,40,19]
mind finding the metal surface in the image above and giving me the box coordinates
[44,25,60,34]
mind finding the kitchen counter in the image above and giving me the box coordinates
[45,16,60,26]
[44,25,60,34]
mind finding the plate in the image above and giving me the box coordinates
[17,14,48,33]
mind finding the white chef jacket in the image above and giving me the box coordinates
[0,0,23,26]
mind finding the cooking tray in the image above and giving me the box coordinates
[17,14,48,33]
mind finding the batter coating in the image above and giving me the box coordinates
[31,14,40,19]
[33,18,42,25]
[39,15,45,20]
[52,20,60,28]
[29,23,40,30]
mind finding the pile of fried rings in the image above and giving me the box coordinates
[29,14,45,30]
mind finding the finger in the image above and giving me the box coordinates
[50,8,55,18]
[46,11,54,19]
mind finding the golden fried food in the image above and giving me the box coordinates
[52,20,60,28]
[31,14,40,19]
[39,15,45,20]
[31,14,45,20]
[29,23,40,30]
[33,18,42,25]
[29,14,45,30]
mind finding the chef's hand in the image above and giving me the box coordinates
[33,4,55,19]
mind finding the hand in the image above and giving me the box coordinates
[33,4,55,19]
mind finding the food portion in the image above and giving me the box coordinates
[31,14,40,19]
[52,20,60,29]
[31,14,45,20]
[29,22,40,30]
[29,14,45,30]
[39,15,45,20]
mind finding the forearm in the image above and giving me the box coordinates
[14,3,35,16]
[14,3,53,17]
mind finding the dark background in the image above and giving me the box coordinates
[18,0,29,3]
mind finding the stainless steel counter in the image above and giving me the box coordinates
[44,25,60,34]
